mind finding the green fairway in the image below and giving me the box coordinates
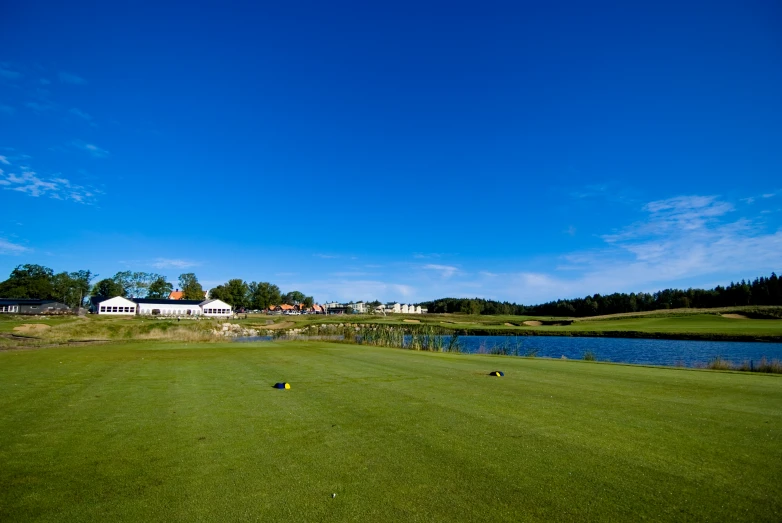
[1,342,781,522]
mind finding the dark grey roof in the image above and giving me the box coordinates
[132,298,203,305]
[0,298,68,306]
[89,295,125,306]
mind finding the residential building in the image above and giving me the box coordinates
[347,301,368,313]
[0,298,71,315]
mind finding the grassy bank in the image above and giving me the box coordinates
[1,341,780,521]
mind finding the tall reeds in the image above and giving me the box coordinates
[310,323,461,352]
[709,356,782,373]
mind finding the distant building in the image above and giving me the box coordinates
[0,298,71,315]
[375,302,422,314]
[168,289,210,300]
[347,301,368,313]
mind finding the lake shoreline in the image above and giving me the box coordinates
[440,328,782,342]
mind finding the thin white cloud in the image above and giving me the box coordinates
[58,72,86,85]
[762,192,778,198]
[314,253,339,259]
[0,155,9,165]
[71,140,109,158]
[422,264,459,278]
[151,258,200,269]
[69,107,92,120]
[0,238,29,255]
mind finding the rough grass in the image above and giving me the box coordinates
[0,341,780,522]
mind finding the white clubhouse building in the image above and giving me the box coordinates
[93,296,233,317]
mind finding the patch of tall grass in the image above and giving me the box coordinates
[306,324,461,352]
[707,355,782,373]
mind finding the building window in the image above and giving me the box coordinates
[100,306,106,312]
[112,307,118,312]
[130,307,135,312]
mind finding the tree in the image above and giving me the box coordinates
[209,285,230,303]
[225,279,249,309]
[248,282,282,310]
[91,278,126,298]
[282,290,305,305]
[0,264,55,299]
[179,273,204,300]
[302,296,314,308]
[52,270,94,307]
[124,272,164,298]
[111,271,134,297]
[147,276,173,299]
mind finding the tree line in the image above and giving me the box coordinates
[419,272,782,317]
[0,264,312,310]
[207,280,313,311]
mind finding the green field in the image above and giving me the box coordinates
[1,341,780,521]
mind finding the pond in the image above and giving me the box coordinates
[234,333,782,368]
[453,335,782,367]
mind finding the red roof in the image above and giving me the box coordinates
[168,291,184,300]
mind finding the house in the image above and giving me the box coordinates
[91,296,233,317]
[168,289,210,300]
[312,304,324,314]
[347,302,368,313]
[279,304,295,312]
[0,298,71,315]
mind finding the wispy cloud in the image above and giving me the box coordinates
[71,140,109,158]
[0,238,29,255]
[151,258,200,269]
[0,67,22,80]
[25,101,54,112]
[314,253,339,259]
[39,78,51,85]
[0,156,99,204]
[504,194,782,302]
[69,107,93,120]
[422,264,459,278]
[285,279,415,302]
[0,105,14,115]
[58,72,86,85]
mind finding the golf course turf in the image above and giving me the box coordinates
[1,341,780,521]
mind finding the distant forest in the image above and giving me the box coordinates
[419,272,782,317]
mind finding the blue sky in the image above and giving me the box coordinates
[1,1,781,304]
